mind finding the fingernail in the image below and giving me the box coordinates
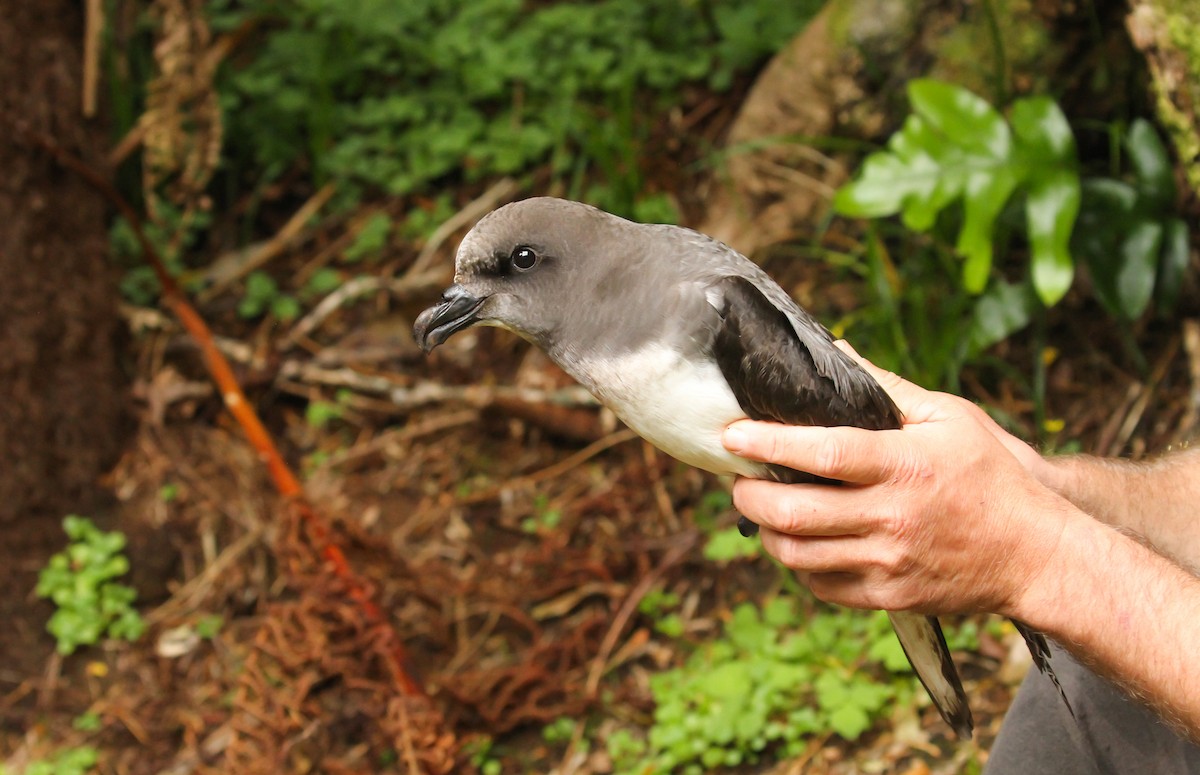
[723,424,748,452]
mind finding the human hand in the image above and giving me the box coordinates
[722,349,1074,618]
[835,342,1054,482]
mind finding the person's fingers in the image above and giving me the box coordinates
[723,421,916,485]
[757,531,882,610]
[732,478,872,536]
[805,571,880,610]
[832,340,926,410]
[758,527,861,573]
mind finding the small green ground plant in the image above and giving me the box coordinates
[603,596,978,774]
[35,516,145,656]
[0,746,98,775]
[207,0,821,216]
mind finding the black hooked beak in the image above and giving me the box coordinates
[413,284,487,353]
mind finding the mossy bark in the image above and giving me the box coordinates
[0,0,130,523]
[1128,0,1200,196]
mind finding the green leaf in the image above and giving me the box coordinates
[827,703,871,740]
[343,211,393,263]
[1075,180,1147,320]
[867,630,914,673]
[957,166,1021,292]
[196,613,225,639]
[1010,96,1075,162]
[969,280,1034,354]
[814,670,846,707]
[832,151,921,218]
[727,603,771,652]
[655,613,685,638]
[1112,220,1163,319]
[845,678,893,712]
[908,79,1011,159]
[244,270,277,301]
[703,526,762,562]
[761,596,798,628]
[1125,119,1175,209]
[1156,218,1190,314]
[271,295,301,321]
[1025,169,1080,306]
[305,267,343,296]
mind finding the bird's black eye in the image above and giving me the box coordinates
[511,246,539,271]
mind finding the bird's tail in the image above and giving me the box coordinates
[1013,620,1074,716]
[887,611,973,739]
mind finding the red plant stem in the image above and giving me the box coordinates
[18,123,424,697]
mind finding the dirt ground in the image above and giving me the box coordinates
[2,224,1197,773]
[2,3,1198,773]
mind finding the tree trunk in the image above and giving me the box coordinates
[0,1,128,523]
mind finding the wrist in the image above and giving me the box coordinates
[1003,500,1111,630]
[1033,453,1079,498]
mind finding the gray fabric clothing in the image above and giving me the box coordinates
[988,651,1200,773]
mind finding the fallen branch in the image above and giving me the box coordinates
[275,364,599,411]
[281,269,447,349]
[311,409,481,473]
[456,429,638,505]
[405,177,519,278]
[583,533,697,696]
[198,182,336,301]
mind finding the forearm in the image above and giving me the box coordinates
[1011,503,1200,738]
[1040,448,1200,571]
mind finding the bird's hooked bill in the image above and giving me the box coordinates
[413,284,486,353]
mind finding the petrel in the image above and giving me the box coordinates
[414,196,1059,738]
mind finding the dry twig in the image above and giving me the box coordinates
[456,429,638,505]
[281,269,446,349]
[200,182,336,300]
[405,177,519,278]
[584,533,696,696]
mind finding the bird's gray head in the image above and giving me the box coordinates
[413,197,658,355]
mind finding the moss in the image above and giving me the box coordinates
[825,0,1062,106]
[928,0,1057,104]
[1137,0,1200,194]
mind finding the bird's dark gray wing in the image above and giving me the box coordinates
[709,275,974,739]
[708,275,901,477]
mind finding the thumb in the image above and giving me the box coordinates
[833,340,924,413]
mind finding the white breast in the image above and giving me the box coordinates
[580,345,767,478]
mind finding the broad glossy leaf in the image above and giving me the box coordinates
[835,116,950,220]
[1026,169,1080,306]
[1125,119,1175,209]
[1010,96,1075,162]
[1156,218,1190,314]
[1114,220,1163,319]
[1078,177,1138,214]
[957,166,1021,292]
[908,79,1011,159]
[900,170,961,231]
[969,280,1034,353]
[833,152,923,217]
[1075,179,1154,320]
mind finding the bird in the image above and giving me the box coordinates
[413,196,1061,739]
